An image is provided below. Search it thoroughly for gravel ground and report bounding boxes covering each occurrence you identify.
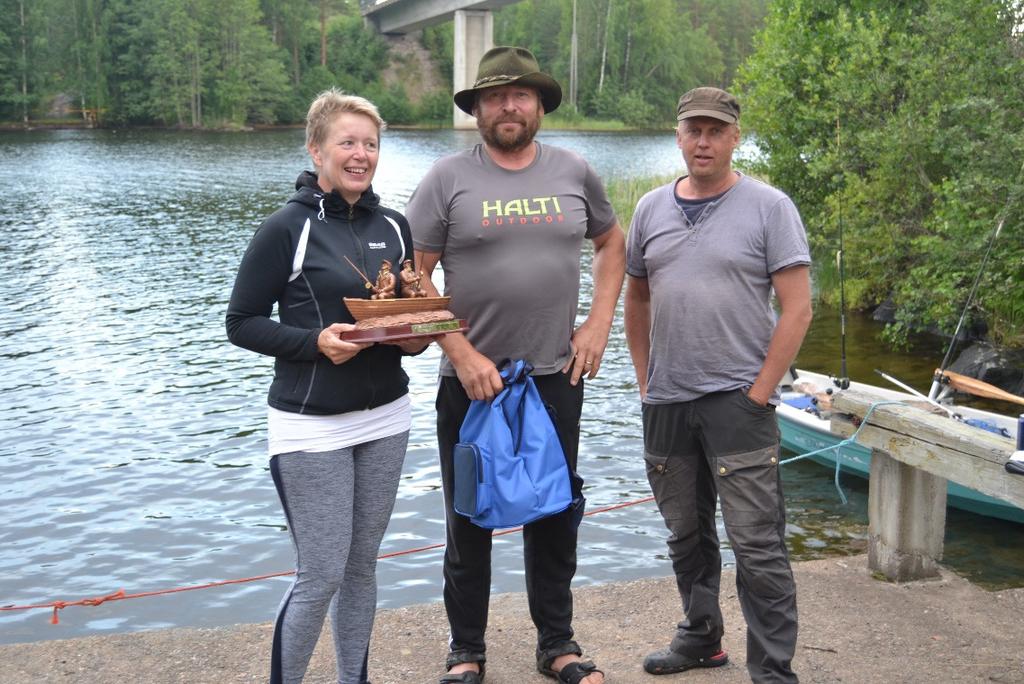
[3,555,1023,684]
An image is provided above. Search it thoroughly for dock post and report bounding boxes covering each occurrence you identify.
[867,448,947,581]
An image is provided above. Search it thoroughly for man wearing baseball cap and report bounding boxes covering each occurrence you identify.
[407,46,625,684]
[624,86,812,683]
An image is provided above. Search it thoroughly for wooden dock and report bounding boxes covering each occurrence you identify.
[831,391,1024,581]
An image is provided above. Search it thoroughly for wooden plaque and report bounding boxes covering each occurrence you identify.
[340,318,468,343]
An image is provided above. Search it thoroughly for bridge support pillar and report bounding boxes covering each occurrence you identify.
[453,9,493,129]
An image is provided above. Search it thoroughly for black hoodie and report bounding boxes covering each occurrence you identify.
[226,171,414,415]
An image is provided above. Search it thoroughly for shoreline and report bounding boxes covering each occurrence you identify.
[4,555,1022,683]
[0,121,658,134]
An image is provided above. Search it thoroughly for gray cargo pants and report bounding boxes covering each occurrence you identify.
[643,389,798,684]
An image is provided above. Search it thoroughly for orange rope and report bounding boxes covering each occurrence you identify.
[3,572,298,624]
[1,495,656,624]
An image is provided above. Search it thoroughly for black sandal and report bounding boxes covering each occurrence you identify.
[538,658,603,684]
[439,663,485,683]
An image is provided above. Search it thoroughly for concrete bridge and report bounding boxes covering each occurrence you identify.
[360,0,523,128]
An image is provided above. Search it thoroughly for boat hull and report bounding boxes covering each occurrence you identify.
[343,296,451,320]
[778,370,1024,524]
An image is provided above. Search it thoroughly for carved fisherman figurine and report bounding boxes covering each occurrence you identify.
[399,259,428,298]
[371,259,396,299]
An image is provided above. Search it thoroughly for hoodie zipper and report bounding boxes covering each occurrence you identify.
[343,202,378,410]
[294,180,390,412]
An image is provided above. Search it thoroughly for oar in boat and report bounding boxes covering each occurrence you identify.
[936,369,1024,407]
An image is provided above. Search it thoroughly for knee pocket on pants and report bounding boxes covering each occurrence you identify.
[715,445,782,528]
[732,535,796,599]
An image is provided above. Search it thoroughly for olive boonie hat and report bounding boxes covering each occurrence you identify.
[454,46,562,115]
[676,87,740,124]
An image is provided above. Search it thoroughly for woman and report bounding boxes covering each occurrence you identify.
[226,89,433,684]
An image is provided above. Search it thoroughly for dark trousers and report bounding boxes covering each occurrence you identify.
[643,390,798,684]
[436,372,586,667]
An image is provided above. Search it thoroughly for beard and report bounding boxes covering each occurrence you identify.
[478,112,540,153]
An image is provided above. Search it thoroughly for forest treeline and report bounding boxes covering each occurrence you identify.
[0,0,765,128]
[2,0,1022,346]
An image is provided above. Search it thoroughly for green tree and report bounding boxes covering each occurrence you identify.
[325,14,388,89]
[67,0,109,124]
[261,0,317,87]
[203,0,289,125]
[687,0,767,85]
[0,0,46,123]
[494,0,761,126]
[0,0,21,121]
[103,0,147,124]
[317,0,352,67]
[415,89,452,125]
[128,0,205,126]
[366,81,414,125]
[738,0,1024,346]
[421,22,453,82]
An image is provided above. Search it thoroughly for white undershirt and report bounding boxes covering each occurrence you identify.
[267,394,411,457]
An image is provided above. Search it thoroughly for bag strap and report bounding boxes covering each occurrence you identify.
[497,359,533,451]
[498,359,532,385]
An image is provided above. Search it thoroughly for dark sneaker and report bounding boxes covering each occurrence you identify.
[643,647,728,675]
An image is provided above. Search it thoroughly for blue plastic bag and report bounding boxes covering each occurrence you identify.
[453,360,573,529]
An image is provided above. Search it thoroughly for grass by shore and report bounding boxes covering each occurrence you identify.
[606,175,676,228]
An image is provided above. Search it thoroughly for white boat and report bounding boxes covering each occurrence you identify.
[778,368,1023,524]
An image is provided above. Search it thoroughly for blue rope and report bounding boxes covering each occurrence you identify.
[779,400,907,505]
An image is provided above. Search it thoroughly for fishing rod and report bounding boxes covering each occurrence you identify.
[833,116,850,390]
[928,159,1024,401]
[343,255,375,291]
[875,369,955,418]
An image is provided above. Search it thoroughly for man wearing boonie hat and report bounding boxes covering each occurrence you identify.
[624,86,812,684]
[407,46,625,684]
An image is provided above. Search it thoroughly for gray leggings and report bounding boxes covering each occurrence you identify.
[269,431,408,684]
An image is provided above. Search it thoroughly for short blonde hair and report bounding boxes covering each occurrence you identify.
[305,88,386,149]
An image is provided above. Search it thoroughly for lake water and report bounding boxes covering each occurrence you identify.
[1,128,1020,645]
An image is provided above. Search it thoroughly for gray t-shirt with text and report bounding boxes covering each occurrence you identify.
[626,173,810,404]
[408,142,618,376]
